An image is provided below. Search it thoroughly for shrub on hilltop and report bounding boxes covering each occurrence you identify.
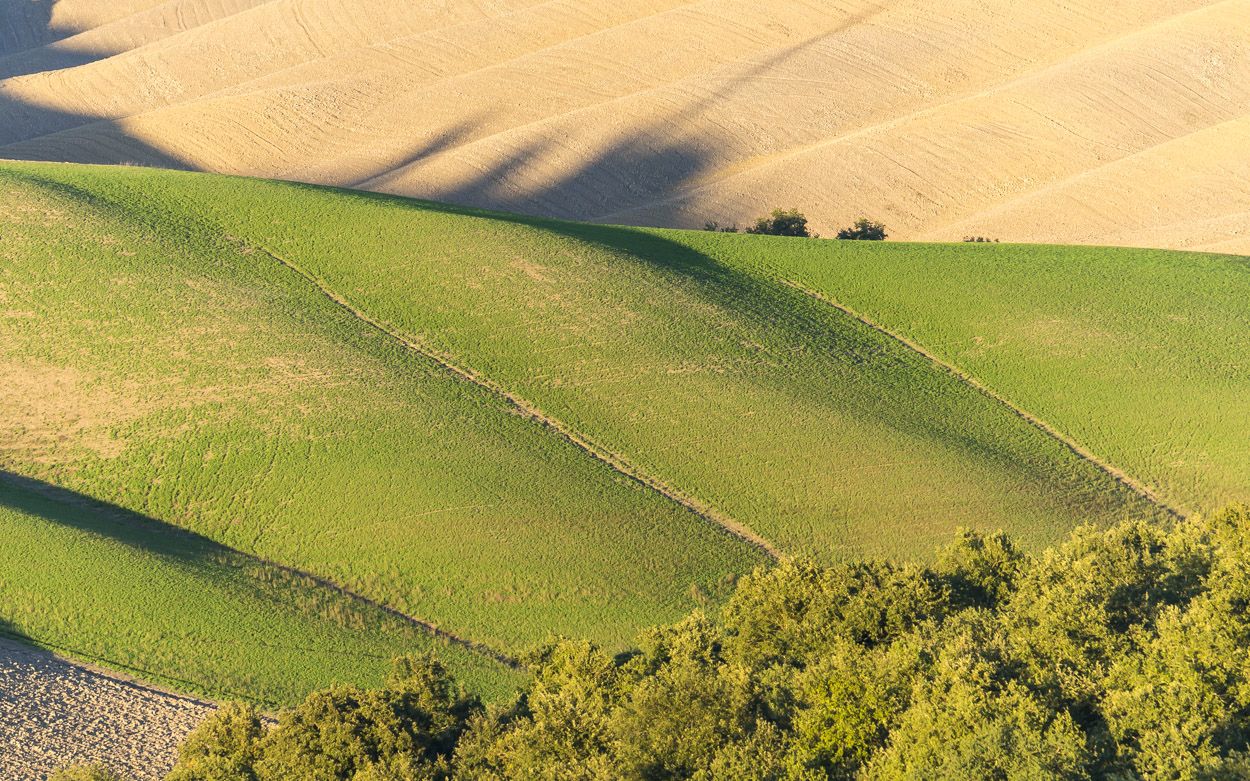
[745,208,813,237]
[835,218,888,240]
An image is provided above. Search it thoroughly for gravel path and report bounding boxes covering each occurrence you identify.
[0,637,214,781]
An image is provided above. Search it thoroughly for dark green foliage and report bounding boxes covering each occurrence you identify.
[835,219,887,240]
[168,657,478,781]
[171,506,1250,779]
[745,208,812,237]
[936,529,1025,610]
[167,702,265,781]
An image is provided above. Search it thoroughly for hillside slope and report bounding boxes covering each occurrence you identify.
[0,476,519,706]
[5,162,1228,696]
[0,162,767,662]
[0,0,1246,252]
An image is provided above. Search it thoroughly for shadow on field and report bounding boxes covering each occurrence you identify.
[0,471,257,579]
[0,615,35,646]
[0,0,106,80]
[360,2,892,226]
[0,1,187,166]
[0,470,515,666]
[0,1,897,221]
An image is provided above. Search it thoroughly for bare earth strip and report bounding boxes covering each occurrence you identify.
[783,280,1188,521]
[243,239,782,560]
[0,636,213,781]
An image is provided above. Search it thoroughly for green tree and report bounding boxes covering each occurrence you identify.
[868,613,1088,779]
[166,701,265,781]
[745,208,812,237]
[787,637,923,778]
[937,529,1026,611]
[835,219,887,240]
[721,560,947,670]
[611,614,776,779]
[467,639,624,778]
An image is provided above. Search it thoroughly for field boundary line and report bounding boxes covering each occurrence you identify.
[246,241,781,560]
[0,471,520,671]
[782,279,1186,520]
[0,632,223,709]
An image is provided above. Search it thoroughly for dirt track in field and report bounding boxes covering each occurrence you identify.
[0,0,1246,253]
[0,637,212,781]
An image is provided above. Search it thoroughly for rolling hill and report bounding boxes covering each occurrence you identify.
[0,0,1247,252]
[4,160,1246,704]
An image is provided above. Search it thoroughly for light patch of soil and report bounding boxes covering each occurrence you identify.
[0,637,213,781]
[0,361,147,461]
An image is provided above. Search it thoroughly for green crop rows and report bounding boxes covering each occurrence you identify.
[2,160,1242,704]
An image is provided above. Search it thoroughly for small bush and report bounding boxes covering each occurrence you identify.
[835,219,887,241]
[962,236,999,243]
[702,220,739,233]
[745,208,812,237]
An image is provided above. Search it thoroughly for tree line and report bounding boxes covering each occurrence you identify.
[59,504,1250,780]
[705,209,887,241]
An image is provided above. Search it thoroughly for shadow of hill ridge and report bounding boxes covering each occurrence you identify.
[0,470,283,579]
[0,1,189,163]
[0,0,73,59]
[0,468,519,668]
[374,2,892,227]
[1,2,900,226]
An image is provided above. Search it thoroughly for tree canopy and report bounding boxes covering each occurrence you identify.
[836,219,888,240]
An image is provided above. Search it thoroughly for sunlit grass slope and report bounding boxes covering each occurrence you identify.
[4,162,1171,560]
[8,162,1231,697]
[0,162,766,662]
[725,239,1250,518]
[0,478,520,707]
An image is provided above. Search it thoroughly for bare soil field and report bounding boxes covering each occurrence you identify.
[0,637,211,781]
[0,0,1245,252]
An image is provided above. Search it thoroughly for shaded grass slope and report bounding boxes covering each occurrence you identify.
[0,476,519,708]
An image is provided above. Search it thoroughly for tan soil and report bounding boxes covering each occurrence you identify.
[0,0,1245,254]
[0,637,213,781]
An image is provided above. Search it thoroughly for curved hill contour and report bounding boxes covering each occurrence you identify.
[0,0,1246,252]
[2,161,1247,706]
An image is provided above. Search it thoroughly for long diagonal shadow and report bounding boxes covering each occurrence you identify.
[0,469,516,669]
[0,0,188,164]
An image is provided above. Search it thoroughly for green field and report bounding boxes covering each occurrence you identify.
[720,238,1250,518]
[2,161,1244,704]
[0,477,519,706]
